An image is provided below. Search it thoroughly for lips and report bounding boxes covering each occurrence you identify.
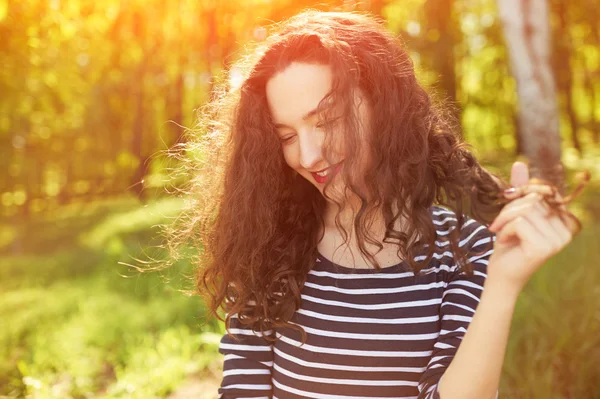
[310,162,343,184]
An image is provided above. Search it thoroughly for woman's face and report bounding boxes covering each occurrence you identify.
[266,62,370,196]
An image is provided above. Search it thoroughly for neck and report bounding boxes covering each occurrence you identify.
[319,198,415,269]
[322,197,402,243]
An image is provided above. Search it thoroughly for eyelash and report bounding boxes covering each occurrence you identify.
[281,135,296,144]
[279,120,332,144]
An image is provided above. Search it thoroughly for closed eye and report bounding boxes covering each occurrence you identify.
[280,134,296,144]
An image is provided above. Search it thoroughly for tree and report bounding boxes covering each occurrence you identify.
[497,0,564,189]
[551,0,582,154]
[424,0,459,110]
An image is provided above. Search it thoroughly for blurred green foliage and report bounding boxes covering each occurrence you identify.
[1,197,223,398]
[1,0,599,398]
[1,0,599,218]
[1,184,599,398]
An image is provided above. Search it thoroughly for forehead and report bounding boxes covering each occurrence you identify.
[265,62,332,125]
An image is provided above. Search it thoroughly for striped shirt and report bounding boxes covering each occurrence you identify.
[218,206,495,399]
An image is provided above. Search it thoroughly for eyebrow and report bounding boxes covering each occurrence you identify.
[273,105,325,130]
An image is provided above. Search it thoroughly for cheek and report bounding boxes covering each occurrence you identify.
[281,146,299,169]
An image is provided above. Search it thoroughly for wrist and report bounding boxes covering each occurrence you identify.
[484,265,523,303]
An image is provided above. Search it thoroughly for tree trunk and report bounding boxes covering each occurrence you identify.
[169,0,186,146]
[584,1,600,143]
[425,0,459,111]
[204,6,218,100]
[169,72,185,145]
[130,10,149,200]
[497,0,564,190]
[130,64,148,200]
[552,0,582,153]
[582,66,599,144]
[513,112,523,156]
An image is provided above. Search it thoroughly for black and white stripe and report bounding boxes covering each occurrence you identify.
[219,206,495,399]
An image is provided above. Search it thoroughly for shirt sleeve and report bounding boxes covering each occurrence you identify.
[417,217,497,399]
[218,314,274,399]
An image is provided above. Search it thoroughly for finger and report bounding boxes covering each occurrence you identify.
[495,216,556,262]
[510,161,529,188]
[504,183,555,200]
[559,211,582,236]
[492,200,558,250]
[547,213,573,246]
[522,208,567,251]
[490,193,551,232]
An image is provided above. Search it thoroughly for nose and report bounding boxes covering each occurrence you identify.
[298,129,324,170]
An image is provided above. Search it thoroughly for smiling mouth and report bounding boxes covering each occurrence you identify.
[310,162,344,183]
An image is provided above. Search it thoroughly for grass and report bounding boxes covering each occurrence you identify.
[489,154,600,398]
[0,197,223,399]
[1,162,599,398]
[501,223,600,398]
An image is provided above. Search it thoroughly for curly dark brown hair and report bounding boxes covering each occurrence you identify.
[168,10,513,340]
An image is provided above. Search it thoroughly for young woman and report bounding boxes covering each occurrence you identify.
[178,10,582,399]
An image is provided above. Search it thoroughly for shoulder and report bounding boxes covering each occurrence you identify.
[429,205,495,258]
[431,205,492,238]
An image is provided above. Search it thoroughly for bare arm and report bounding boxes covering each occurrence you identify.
[437,267,520,399]
[439,161,577,399]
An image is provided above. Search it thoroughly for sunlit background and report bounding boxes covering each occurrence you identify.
[1,1,599,398]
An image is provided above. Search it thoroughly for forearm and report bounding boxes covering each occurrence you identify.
[437,266,522,399]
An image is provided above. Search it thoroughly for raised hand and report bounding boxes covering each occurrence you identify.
[486,162,578,291]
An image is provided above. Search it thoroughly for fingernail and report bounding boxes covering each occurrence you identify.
[504,188,517,195]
